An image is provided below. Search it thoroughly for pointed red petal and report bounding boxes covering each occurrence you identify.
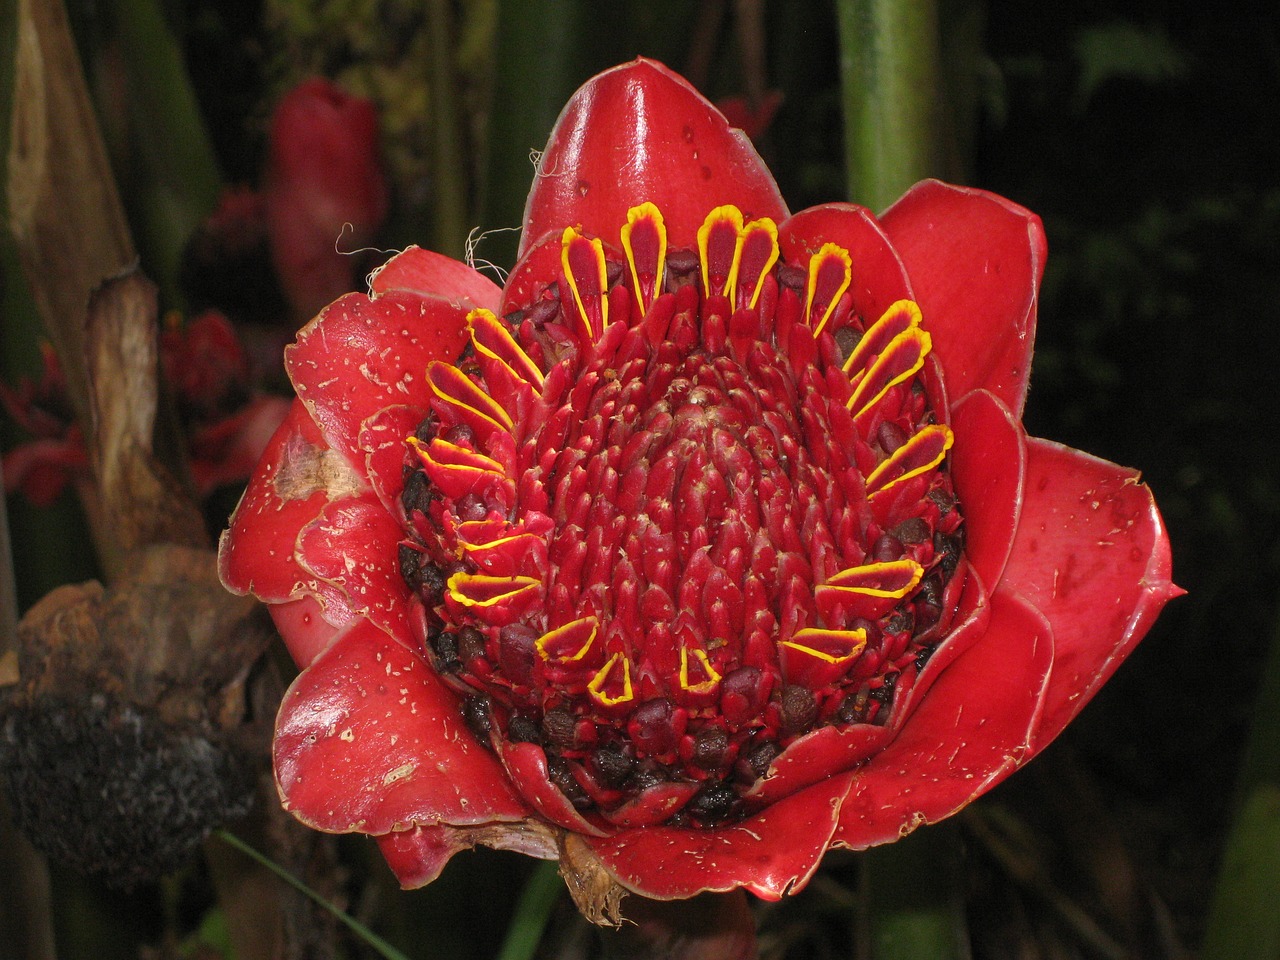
[218,398,368,606]
[584,771,855,900]
[835,590,1053,849]
[880,180,1046,416]
[369,246,503,310]
[948,389,1026,589]
[777,203,913,325]
[274,619,530,834]
[520,59,787,257]
[285,291,470,470]
[1001,438,1180,753]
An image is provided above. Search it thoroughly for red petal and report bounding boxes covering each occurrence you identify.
[285,291,470,469]
[880,180,1046,416]
[777,203,913,324]
[218,399,367,606]
[948,389,1026,589]
[1001,438,1180,753]
[274,619,530,834]
[584,771,855,900]
[358,403,421,517]
[269,594,350,668]
[520,59,787,257]
[834,590,1053,849]
[376,823,558,889]
[369,246,503,310]
[296,493,413,644]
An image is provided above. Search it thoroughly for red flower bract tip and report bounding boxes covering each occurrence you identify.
[218,58,1180,909]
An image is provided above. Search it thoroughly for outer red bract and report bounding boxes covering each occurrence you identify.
[219,59,1179,904]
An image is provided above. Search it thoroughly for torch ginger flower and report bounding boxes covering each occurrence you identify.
[218,59,1178,909]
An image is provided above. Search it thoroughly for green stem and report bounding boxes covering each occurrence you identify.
[424,0,469,259]
[495,860,563,960]
[835,0,943,211]
[215,831,411,960]
[859,823,968,960]
[112,0,222,307]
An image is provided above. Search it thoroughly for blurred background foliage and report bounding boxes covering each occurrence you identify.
[2,0,1278,957]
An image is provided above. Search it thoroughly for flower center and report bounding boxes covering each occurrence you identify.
[398,203,965,828]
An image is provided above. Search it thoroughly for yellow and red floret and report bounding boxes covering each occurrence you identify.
[397,203,965,828]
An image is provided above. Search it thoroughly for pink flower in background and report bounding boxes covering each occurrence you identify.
[219,59,1178,907]
[265,77,389,322]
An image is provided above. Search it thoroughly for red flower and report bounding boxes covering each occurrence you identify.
[265,78,389,322]
[219,60,1179,905]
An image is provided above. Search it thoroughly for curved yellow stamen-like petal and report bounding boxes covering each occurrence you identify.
[536,616,599,663]
[621,203,668,315]
[697,205,746,303]
[804,243,853,339]
[467,308,544,390]
[561,227,609,342]
[679,647,723,694]
[588,653,634,707]
[819,559,925,600]
[846,326,931,419]
[866,424,954,495]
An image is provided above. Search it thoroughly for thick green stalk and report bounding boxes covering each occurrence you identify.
[836,0,943,211]
[112,0,222,306]
[1202,596,1280,959]
[424,0,469,259]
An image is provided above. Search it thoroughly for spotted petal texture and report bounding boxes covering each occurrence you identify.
[219,58,1179,906]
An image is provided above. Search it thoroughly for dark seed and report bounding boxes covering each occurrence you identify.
[691,725,729,771]
[542,709,579,751]
[456,627,487,664]
[834,326,862,365]
[462,696,493,742]
[508,714,542,744]
[928,488,958,513]
[776,263,806,290]
[400,470,435,517]
[915,644,937,671]
[429,630,461,672]
[686,782,741,826]
[590,746,635,789]
[892,517,931,544]
[740,740,781,780]
[548,759,591,810]
[631,759,667,792]
[886,609,915,635]
[780,684,819,735]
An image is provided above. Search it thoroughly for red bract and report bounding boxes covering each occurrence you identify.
[219,59,1179,907]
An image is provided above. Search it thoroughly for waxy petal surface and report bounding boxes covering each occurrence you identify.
[219,399,368,605]
[835,590,1053,849]
[521,59,787,257]
[586,770,855,900]
[296,493,414,645]
[377,823,558,889]
[370,245,503,309]
[285,291,470,469]
[880,180,1046,416]
[778,203,913,324]
[1001,439,1180,752]
[948,389,1026,589]
[275,619,530,834]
